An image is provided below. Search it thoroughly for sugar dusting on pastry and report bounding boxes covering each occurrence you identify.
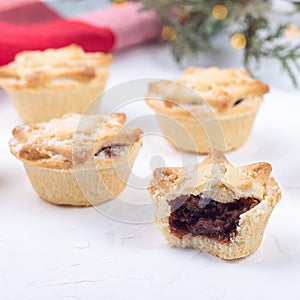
[148,150,281,260]
[9,113,143,169]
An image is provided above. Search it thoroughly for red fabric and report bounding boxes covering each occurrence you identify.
[0,0,37,12]
[0,20,115,65]
[0,1,61,24]
[0,1,115,65]
[0,0,161,66]
[74,3,162,50]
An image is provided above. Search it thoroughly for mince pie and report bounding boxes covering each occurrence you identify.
[146,67,269,153]
[9,113,143,206]
[148,150,281,260]
[0,44,112,123]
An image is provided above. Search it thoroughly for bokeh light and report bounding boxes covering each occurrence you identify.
[231,33,247,50]
[212,4,228,20]
[176,8,191,23]
[285,24,300,39]
[113,0,128,10]
[161,26,177,41]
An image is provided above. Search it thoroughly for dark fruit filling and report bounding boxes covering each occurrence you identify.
[94,145,126,158]
[233,98,244,106]
[168,194,259,242]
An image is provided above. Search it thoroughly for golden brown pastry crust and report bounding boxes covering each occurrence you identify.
[0,44,113,88]
[22,139,142,206]
[9,113,143,170]
[147,67,269,112]
[149,150,273,203]
[148,150,281,260]
[146,67,268,154]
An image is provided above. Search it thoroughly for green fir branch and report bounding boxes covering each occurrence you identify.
[129,0,300,87]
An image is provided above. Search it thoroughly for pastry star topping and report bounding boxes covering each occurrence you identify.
[10,113,143,169]
[145,67,269,154]
[148,150,281,260]
[147,67,269,111]
[150,150,272,203]
[0,44,113,88]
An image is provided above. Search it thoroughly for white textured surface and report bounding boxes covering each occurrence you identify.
[0,43,300,300]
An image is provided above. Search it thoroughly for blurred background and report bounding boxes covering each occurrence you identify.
[0,0,300,88]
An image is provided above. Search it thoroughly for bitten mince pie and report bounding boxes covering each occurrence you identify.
[0,44,112,123]
[146,67,269,153]
[148,150,281,260]
[9,113,143,206]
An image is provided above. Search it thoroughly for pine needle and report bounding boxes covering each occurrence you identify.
[130,0,300,87]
